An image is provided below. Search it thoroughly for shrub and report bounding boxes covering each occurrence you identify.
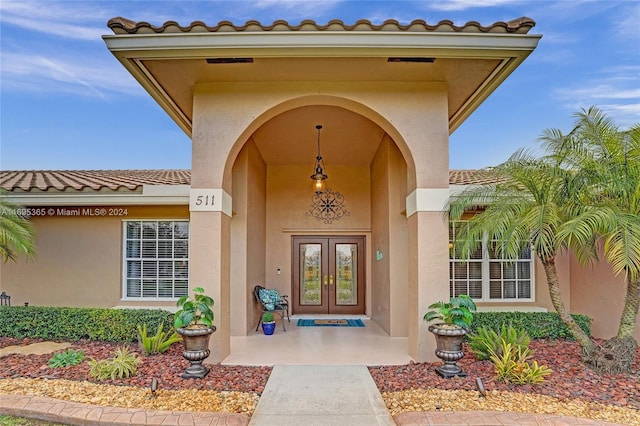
[137,321,181,356]
[174,287,215,329]
[0,306,174,342]
[469,324,530,360]
[88,346,141,381]
[262,312,275,323]
[423,294,476,328]
[470,311,591,340]
[489,341,552,385]
[48,349,85,368]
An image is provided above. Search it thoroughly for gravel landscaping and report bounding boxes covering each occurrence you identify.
[1,337,639,424]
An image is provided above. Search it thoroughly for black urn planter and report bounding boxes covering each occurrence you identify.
[176,326,216,379]
[428,323,468,378]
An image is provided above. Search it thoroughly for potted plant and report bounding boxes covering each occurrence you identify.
[261,312,276,335]
[423,294,476,378]
[174,287,215,379]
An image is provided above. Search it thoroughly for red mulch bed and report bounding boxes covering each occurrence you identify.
[1,337,639,410]
[0,337,271,394]
[369,339,640,410]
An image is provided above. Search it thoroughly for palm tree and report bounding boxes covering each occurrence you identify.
[544,107,639,373]
[448,150,597,356]
[0,193,37,262]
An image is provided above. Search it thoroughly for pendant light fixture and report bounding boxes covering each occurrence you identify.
[310,124,328,193]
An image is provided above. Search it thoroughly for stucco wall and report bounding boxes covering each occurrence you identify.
[0,205,188,308]
[569,252,640,341]
[265,164,371,311]
[370,137,409,336]
[230,139,267,335]
[386,137,409,336]
[371,139,392,331]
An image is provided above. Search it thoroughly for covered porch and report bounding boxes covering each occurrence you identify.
[104,16,541,364]
[224,316,411,366]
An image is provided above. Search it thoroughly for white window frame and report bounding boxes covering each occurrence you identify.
[121,219,189,301]
[449,221,535,302]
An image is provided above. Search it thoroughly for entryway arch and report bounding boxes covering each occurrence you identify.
[191,85,448,363]
[221,95,416,342]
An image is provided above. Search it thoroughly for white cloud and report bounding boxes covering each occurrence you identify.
[1,51,140,98]
[553,56,640,128]
[0,1,109,41]
[559,85,640,101]
[426,0,521,12]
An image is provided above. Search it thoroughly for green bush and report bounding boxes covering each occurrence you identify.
[469,324,530,360]
[48,349,85,368]
[470,311,591,340]
[0,306,174,342]
[137,321,181,356]
[88,346,141,381]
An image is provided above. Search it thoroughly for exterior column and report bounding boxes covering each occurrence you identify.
[189,189,232,362]
[407,189,450,362]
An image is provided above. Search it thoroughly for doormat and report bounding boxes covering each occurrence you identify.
[296,319,365,327]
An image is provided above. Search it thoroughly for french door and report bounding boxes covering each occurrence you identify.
[292,236,365,315]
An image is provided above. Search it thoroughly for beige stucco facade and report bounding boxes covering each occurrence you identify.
[186,81,457,361]
[21,17,640,366]
[0,206,189,308]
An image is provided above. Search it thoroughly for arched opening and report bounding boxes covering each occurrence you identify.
[225,99,414,349]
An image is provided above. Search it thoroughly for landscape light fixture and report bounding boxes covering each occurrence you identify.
[310,124,328,193]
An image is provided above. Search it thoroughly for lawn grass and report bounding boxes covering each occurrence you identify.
[0,415,62,426]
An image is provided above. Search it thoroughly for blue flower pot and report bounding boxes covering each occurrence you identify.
[262,321,276,335]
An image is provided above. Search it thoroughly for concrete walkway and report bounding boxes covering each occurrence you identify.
[249,365,394,426]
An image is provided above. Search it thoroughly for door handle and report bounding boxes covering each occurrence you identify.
[329,275,334,286]
[324,275,328,287]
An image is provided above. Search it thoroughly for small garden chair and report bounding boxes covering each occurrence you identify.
[253,285,290,332]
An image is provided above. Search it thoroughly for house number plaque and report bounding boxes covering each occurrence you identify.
[189,188,232,216]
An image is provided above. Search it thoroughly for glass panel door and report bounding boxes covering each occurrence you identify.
[335,244,357,305]
[292,236,365,315]
[300,243,322,306]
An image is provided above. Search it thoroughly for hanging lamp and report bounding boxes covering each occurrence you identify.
[310,124,328,193]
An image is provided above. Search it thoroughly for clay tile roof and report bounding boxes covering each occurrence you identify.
[0,170,190,192]
[449,169,506,185]
[107,17,536,35]
[1,169,500,193]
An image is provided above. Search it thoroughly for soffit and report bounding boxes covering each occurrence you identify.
[142,57,501,123]
[252,105,384,165]
[104,17,540,137]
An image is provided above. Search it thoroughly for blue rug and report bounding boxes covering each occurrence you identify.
[297,319,365,327]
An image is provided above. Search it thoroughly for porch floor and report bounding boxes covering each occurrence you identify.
[223,316,413,366]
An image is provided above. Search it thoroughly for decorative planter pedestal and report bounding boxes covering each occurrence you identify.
[176,326,216,379]
[428,323,468,378]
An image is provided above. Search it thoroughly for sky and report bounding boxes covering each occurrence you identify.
[1,0,639,172]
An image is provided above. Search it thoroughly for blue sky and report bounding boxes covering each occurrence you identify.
[1,0,638,171]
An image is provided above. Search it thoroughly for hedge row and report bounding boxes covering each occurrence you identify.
[0,306,174,343]
[0,307,592,343]
[470,311,592,339]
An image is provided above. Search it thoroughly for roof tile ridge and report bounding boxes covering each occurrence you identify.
[107,16,536,35]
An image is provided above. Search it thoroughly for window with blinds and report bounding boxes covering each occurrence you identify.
[123,220,189,299]
[449,221,534,301]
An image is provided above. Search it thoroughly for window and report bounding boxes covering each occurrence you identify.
[449,221,533,301]
[123,220,189,299]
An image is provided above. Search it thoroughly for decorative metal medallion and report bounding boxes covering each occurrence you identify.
[306,188,351,224]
